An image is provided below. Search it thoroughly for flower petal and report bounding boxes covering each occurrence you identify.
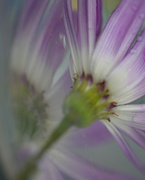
[13,0,67,75]
[11,0,68,92]
[51,144,138,180]
[44,69,72,135]
[103,121,145,171]
[111,117,145,149]
[64,0,102,75]
[64,1,82,74]
[107,28,145,104]
[114,104,145,127]
[70,121,112,147]
[18,0,49,31]
[91,0,145,81]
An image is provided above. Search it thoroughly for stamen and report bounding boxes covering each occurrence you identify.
[65,73,117,127]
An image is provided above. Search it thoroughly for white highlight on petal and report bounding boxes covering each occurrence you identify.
[10,30,53,93]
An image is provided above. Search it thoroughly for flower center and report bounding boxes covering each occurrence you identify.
[10,72,48,139]
[64,73,117,127]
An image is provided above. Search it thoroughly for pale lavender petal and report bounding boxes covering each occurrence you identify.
[114,104,145,128]
[15,0,67,75]
[64,1,82,74]
[103,121,145,171]
[77,0,102,73]
[91,0,145,81]
[111,117,145,149]
[107,29,145,104]
[36,160,64,180]
[67,0,102,54]
[18,141,138,180]
[51,145,138,180]
[64,0,102,75]
[70,121,112,147]
[18,0,49,31]
[44,70,72,135]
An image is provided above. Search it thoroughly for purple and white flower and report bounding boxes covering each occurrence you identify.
[10,0,72,139]
[8,0,132,179]
[64,0,145,171]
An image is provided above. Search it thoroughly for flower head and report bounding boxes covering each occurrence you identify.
[64,0,145,171]
[7,0,125,179]
[10,0,71,140]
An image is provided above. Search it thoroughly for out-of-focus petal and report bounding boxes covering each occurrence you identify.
[70,121,111,147]
[103,121,145,171]
[51,145,138,180]
[111,117,145,149]
[19,141,139,180]
[13,0,67,76]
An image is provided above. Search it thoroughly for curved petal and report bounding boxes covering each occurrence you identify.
[34,160,64,180]
[51,144,138,180]
[64,0,102,75]
[114,104,145,126]
[110,117,145,149]
[106,28,145,104]
[18,0,49,32]
[44,69,72,136]
[70,121,112,147]
[13,0,67,76]
[103,121,145,171]
[20,141,138,180]
[91,0,145,82]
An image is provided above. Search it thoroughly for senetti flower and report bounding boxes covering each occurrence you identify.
[8,1,127,180]
[64,0,145,170]
[10,0,71,140]
[6,1,137,179]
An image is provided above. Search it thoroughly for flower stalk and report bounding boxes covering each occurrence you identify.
[16,113,74,180]
[16,71,118,179]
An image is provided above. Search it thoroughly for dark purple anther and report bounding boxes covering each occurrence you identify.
[86,74,93,84]
[107,102,117,111]
[80,72,85,81]
[97,80,106,92]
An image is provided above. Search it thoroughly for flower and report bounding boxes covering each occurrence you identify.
[64,0,145,171]
[10,0,71,140]
[7,0,124,179]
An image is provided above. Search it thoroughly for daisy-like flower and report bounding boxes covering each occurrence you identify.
[1,0,137,179]
[10,0,71,140]
[7,0,128,179]
[64,0,145,171]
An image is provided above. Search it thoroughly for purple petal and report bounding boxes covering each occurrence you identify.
[91,0,145,81]
[64,1,82,74]
[106,28,145,104]
[14,0,67,75]
[111,117,145,149]
[18,140,138,180]
[114,104,145,129]
[51,145,138,180]
[44,69,72,134]
[104,121,145,172]
[18,0,49,31]
[64,0,102,75]
[70,121,112,147]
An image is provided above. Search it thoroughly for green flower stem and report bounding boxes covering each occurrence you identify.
[16,82,109,180]
[16,113,73,180]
